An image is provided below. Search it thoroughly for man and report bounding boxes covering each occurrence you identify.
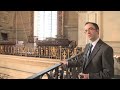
[61,22,114,79]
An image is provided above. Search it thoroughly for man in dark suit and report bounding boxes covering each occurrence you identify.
[61,22,114,79]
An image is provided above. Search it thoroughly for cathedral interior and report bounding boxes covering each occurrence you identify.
[0,11,120,79]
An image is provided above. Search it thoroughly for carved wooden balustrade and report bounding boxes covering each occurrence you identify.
[112,56,120,79]
[26,52,83,79]
[0,45,82,60]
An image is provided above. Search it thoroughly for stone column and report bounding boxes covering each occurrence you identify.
[78,11,87,50]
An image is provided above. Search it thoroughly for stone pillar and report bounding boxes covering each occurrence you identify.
[78,11,87,50]
[57,11,64,38]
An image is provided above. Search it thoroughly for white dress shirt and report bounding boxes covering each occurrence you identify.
[89,38,100,52]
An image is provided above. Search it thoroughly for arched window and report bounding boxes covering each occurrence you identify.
[34,11,57,40]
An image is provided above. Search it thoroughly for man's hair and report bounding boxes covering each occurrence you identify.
[85,22,99,31]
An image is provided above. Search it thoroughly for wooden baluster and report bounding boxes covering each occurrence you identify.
[74,47,77,55]
[59,46,62,60]
[48,46,50,58]
[67,48,70,59]
[41,47,43,57]
[38,46,40,58]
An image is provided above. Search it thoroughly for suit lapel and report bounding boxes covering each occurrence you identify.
[84,39,103,69]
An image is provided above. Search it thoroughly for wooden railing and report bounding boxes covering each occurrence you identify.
[0,45,82,79]
[112,56,120,79]
[26,52,82,79]
[0,45,82,60]
[28,54,120,79]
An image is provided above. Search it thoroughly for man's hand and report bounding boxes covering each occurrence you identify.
[78,73,89,79]
[60,60,68,70]
[60,60,68,65]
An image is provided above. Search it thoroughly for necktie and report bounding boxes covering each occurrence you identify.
[87,44,93,59]
[84,44,93,68]
[83,44,93,68]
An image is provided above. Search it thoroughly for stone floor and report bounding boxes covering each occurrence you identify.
[0,54,60,79]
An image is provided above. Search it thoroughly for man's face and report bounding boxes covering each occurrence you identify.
[84,23,99,41]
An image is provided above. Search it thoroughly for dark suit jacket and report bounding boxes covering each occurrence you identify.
[68,39,114,79]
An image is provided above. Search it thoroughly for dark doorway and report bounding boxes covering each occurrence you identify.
[1,33,8,40]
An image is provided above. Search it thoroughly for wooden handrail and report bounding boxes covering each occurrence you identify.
[26,52,82,79]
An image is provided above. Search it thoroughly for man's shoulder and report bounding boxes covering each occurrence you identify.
[100,40,113,50]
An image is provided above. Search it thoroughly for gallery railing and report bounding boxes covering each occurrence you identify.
[0,45,82,60]
[27,52,82,79]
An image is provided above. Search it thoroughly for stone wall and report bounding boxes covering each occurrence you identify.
[0,11,33,43]
[64,11,78,45]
